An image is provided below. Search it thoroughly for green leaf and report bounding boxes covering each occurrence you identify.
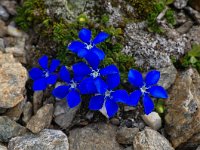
[188,44,200,57]
[190,56,198,64]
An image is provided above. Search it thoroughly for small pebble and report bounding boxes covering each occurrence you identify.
[110,118,120,126]
[0,5,9,20]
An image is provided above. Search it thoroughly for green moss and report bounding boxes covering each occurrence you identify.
[15,0,47,31]
[173,44,200,73]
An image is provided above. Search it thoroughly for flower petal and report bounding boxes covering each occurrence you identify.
[79,28,92,43]
[72,62,91,77]
[52,85,69,99]
[143,94,154,115]
[38,55,48,69]
[68,41,85,53]
[85,52,100,69]
[100,64,119,76]
[33,78,47,91]
[60,66,71,83]
[67,89,81,108]
[127,90,142,106]
[106,74,120,89]
[49,59,60,73]
[91,47,105,60]
[145,70,160,86]
[148,86,168,99]
[105,98,118,118]
[29,68,43,80]
[112,89,129,103]
[79,77,97,94]
[128,69,144,87]
[94,77,108,94]
[93,32,109,45]
[77,48,88,58]
[46,74,57,84]
[89,95,104,110]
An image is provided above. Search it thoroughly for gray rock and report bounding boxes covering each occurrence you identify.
[7,25,23,38]
[0,116,26,142]
[69,123,122,150]
[44,0,95,22]
[185,7,200,25]
[22,102,33,123]
[133,128,174,150]
[26,104,54,133]
[8,129,69,150]
[197,146,200,150]
[158,64,177,89]
[174,0,189,9]
[116,127,139,145]
[124,147,132,150]
[142,112,162,130]
[0,38,4,52]
[4,99,26,121]
[0,143,7,150]
[186,25,200,47]
[33,91,43,114]
[176,21,194,34]
[54,100,79,129]
[0,20,7,37]
[122,22,187,69]
[165,68,200,148]
[0,5,9,20]
[0,1,17,15]
[0,52,28,108]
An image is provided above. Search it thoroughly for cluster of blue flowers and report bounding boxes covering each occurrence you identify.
[29,28,168,118]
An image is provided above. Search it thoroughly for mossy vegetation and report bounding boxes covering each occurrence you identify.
[174,44,200,73]
[16,0,140,83]
[126,0,176,33]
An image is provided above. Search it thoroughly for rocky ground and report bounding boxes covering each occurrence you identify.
[0,0,200,150]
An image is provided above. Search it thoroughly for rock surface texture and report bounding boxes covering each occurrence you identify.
[133,128,174,150]
[0,116,26,142]
[0,52,28,108]
[26,104,54,133]
[8,129,69,150]
[165,68,200,148]
[69,123,122,150]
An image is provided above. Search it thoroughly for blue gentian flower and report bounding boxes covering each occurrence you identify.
[72,56,119,95]
[52,66,82,108]
[29,55,60,91]
[68,28,109,60]
[89,74,129,118]
[127,69,168,115]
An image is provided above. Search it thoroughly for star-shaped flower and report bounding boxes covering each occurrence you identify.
[127,69,168,115]
[72,55,119,95]
[29,55,60,91]
[52,66,83,108]
[89,74,129,118]
[68,28,109,60]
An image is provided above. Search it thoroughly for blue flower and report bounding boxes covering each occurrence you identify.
[89,74,129,118]
[29,55,60,91]
[127,69,168,115]
[68,28,109,60]
[52,66,82,108]
[72,57,119,95]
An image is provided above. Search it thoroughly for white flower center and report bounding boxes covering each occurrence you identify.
[69,80,77,89]
[105,90,113,98]
[90,69,100,78]
[140,85,149,94]
[85,42,94,50]
[43,70,50,78]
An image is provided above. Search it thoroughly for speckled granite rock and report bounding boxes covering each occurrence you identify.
[0,116,26,142]
[53,100,80,129]
[0,52,28,108]
[133,128,174,150]
[165,68,200,148]
[69,123,122,150]
[26,104,54,133]
[8,129,69,150]
[174,0,189,9]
